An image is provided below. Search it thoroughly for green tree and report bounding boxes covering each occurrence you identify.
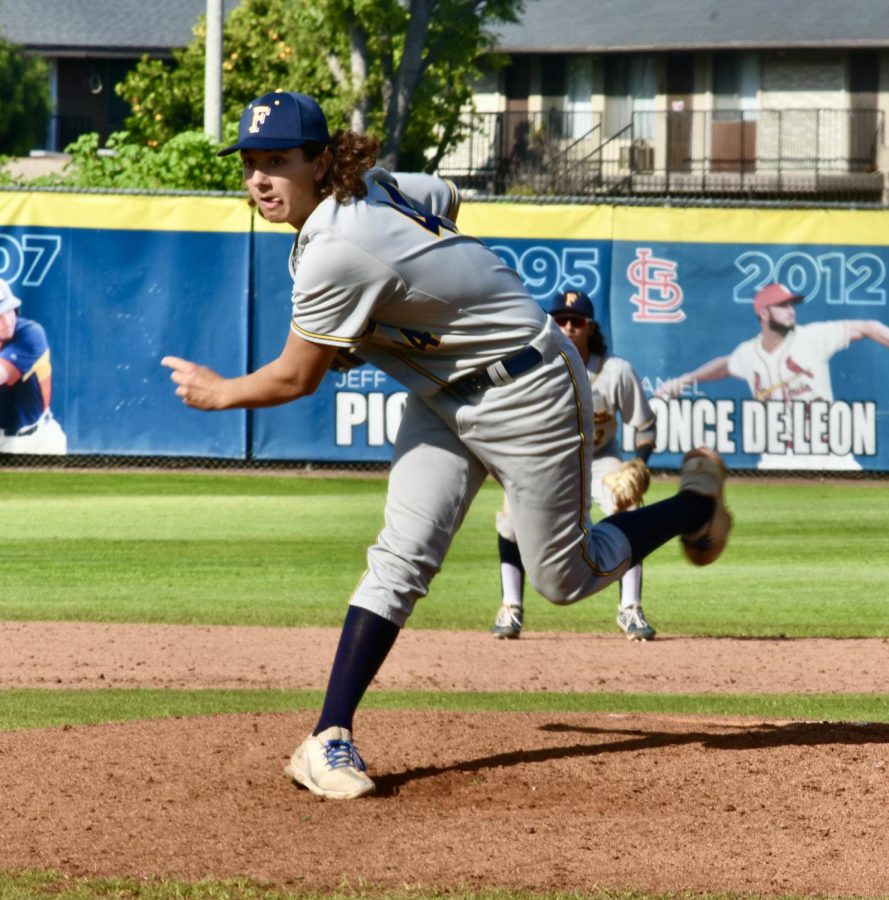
[38,127,244,192]
[0,34,51,155]
[118,0,523,170]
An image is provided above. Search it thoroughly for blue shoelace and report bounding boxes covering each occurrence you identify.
[323,738,367,772]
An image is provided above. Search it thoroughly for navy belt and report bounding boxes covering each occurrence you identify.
[449,346,543,398]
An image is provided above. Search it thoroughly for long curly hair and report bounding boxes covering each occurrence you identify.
[588,320,608,357]
[302,131,379,202]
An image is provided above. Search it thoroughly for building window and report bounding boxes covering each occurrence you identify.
[605,55,656,139]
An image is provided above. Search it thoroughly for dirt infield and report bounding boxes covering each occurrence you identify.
[2,622,889,896]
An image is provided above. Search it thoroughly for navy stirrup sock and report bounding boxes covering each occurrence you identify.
[604,492,714,566]
[498,534,524,569]
[314,606,400,735]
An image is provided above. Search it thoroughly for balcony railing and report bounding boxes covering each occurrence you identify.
[435,107,886,201]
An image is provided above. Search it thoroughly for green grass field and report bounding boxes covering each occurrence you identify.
[2,469,887,636]
[2,468,888,899]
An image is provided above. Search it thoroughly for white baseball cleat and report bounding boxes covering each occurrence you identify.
[491,603,523,639]
[616,604,656,641]
[678,447,732,567]
[284,726,376,799]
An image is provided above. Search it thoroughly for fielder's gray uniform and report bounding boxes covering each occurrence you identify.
[289,169,632,626]
[587,354,656,510]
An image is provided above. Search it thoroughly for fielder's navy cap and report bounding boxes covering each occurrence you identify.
[549,291,594,320]
[217,90,331,157]
[0,278,22,315]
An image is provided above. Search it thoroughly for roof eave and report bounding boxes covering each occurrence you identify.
[495,40,889,53]
[19,45,175,59]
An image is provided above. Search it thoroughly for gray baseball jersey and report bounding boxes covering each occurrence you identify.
[287,169,634,626]
[587,353,656,456]
[289,168,546,397]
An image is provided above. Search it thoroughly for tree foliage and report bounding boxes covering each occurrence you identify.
[0,34,51,156]
[118,0,523,170]
[25,124,244,192]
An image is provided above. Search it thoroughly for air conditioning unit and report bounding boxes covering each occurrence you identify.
[620,141,654,172]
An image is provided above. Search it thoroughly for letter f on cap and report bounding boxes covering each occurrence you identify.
[249,106,272,134]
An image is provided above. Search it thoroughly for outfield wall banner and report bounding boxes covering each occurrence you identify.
[2,192,887,469]
[607,206,889,472]
[0,193,252,457]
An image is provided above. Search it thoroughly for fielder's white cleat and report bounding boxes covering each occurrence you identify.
[491,603,523,639]
[678,447,732,567]
[616,604,656,641]
[284,726,376,800]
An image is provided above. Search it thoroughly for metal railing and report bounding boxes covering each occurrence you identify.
[436,107,886,201]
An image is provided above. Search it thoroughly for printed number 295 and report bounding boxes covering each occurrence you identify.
[490,244,600,300]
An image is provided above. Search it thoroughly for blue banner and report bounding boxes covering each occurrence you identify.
[2,193,887,470]
[0,194,251,457]
[609,231,889,472]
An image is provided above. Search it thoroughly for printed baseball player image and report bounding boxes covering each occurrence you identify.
[492,290,658,642]
[658,282,889,470]
[0,279,67,455]
[163,90,732,800]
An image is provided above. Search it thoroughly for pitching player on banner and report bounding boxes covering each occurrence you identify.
[658,282,889,470]
[163,90,732,800]
[491,290,658,641]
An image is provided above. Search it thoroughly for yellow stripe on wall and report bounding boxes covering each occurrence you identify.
[459,202,614,240]
[612,204,889,246]
[0,191,252,233]
[4,191,889,246]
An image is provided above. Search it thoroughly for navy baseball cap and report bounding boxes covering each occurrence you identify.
[549,291,594,320]
[0,279,22,315]
[217,90,331,157]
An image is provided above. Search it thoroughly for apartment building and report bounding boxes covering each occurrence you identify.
[3,0,888,201]
[439,0,889,201]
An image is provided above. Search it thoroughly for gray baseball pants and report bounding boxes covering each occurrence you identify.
[350,319,633,627]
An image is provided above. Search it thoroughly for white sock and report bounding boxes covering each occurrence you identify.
[500,562,524,608]
[619,564,643,609]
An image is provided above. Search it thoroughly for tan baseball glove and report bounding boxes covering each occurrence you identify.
[603,458,651,512]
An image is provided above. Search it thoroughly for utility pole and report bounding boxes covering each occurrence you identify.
[204,0,224,140]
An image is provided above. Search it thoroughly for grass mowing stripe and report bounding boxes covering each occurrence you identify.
[1,689,887,731]
[3,471,889,635]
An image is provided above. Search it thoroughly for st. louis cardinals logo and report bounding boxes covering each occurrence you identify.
[627,249,685,323]
[248,105,272,134]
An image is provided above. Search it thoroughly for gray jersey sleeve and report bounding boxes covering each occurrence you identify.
[290,231,402,347]
[614,357,656,435]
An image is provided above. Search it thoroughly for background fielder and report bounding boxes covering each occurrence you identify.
[492,290,657,640]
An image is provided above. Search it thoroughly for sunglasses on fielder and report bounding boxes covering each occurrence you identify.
[553,314,588,328]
